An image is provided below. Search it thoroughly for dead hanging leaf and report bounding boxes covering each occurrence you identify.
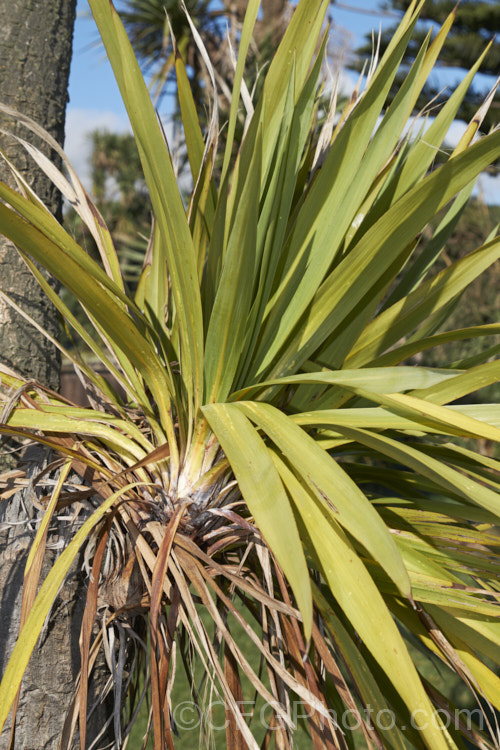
[79,515,112,750]
[149,505,188,750]
[224,644,245,750]
[98,552,148,613]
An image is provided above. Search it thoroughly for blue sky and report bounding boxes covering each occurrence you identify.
[68,1,127,117]
[66,0,499,202]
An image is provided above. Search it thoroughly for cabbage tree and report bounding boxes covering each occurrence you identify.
[0,0,499,748]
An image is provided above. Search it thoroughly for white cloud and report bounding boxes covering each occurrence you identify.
[474,172,500,205]
[64,108,132,189]
[64,107,193,199]
[442,119,468,148]
[401,115,469,149]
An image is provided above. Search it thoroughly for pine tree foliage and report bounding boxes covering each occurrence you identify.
[357,0,500,132]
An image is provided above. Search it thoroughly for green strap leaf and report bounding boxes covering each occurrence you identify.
[89,0,204,417]
[204,136,262,402]
[231,365,461,403]
[233,401,410,597]
[345,234,500,368]
[333,425,500,517]
[202,403,312,639]
[265,128,500,380]
[0,202,173,442]
[273,453,454,750]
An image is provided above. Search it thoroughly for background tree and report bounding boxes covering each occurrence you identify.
[0,2,111,748]
[66,129,150,263]
[413,199,500,399]
[63,128,151,346]
[118,0,290,119]
[119,0,222,106]
[88,129,151,284]
[354,0,500,410]
[356,0,500,131]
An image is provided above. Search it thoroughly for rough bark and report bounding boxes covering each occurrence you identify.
[0,2,113,747]
[0,0,75,391]
[0,449,114,750]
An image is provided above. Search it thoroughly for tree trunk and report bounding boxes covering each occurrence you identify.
[0,2,112,747]
[0,0,75,391]
[0,449,114,750]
